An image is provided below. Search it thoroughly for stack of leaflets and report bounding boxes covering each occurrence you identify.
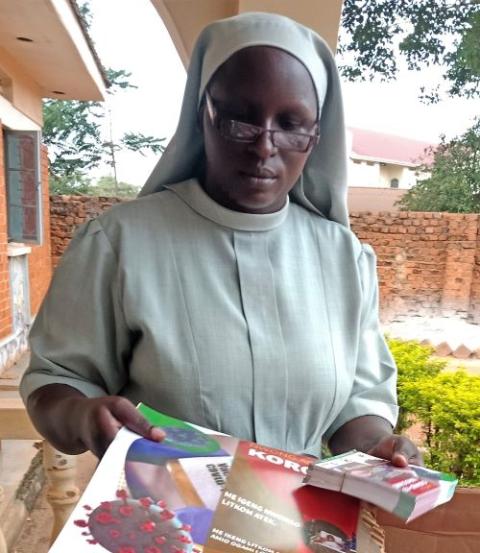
[304,450,457,522]
[49,404,377,553]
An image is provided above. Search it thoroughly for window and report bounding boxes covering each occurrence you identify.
[3,129,42,243]
[390,178,399,189]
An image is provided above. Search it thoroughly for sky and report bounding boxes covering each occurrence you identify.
[87,0,478,188]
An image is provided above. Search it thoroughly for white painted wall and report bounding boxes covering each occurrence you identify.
[348,159,422,189]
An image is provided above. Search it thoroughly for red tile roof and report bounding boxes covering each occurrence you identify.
[348,127,435,166]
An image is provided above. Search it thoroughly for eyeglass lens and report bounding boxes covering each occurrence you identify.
[221,120,313,152]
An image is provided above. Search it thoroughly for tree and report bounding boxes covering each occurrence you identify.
[43,3,165,194]
[338,1,480,213]
[47,1,479,195]
[339,0,480,102]
[49,173,92,196]
[397,118,480,212]
[44,68,166,193]
[89,175,139,198]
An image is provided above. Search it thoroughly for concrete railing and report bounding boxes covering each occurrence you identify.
[0,398,79,551]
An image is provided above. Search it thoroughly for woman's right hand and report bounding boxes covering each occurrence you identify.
[26,384,165,458]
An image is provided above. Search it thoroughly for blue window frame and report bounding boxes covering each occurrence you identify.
[3,129,42,244]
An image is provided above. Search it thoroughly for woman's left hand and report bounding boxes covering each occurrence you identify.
[329,416,423,467]
[367,434,423,467]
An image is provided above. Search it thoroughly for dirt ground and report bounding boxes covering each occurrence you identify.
[442,356,480,375]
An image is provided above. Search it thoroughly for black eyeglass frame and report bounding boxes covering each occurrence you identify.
[204,91,320,153]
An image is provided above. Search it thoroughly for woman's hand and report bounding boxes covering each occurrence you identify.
[367,434,423,467]
[70,395,165,458]
[329,415,423,466]
[26,384,164,458]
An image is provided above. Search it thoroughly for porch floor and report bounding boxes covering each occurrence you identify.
[13,450,96,553]
[384,316,480,361]
[0,353,97,551]
[0,353,39,519]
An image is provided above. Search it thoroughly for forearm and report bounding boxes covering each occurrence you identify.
[26,384,89,454]
[328,415,393,455]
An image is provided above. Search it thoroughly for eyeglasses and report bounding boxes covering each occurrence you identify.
[205,92,320,153]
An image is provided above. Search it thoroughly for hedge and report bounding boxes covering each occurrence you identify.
[388,337,480,485]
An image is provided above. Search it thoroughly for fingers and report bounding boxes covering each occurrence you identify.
[82,397,165,458]
[391,436,423,467]
[110,398,165,442]
[368,435,423,467]
[90,403,123,458]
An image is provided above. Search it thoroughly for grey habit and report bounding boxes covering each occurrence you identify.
[20,13,398,456]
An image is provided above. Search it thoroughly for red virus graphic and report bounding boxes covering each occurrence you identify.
[74,489,199,553]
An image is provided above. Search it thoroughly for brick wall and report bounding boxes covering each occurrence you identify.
[27,146,52,316]
[470,222,480,324]
[49,197,480,324]
[50,195,124,269]
[350,211,480,322]
[0,123,12,339]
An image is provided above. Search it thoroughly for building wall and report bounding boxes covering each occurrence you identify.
[349,160,418,189]
[28,146,52,316]
[350,211,480,323]
[49,197,480,325]
[348,187,407,212]
[0,46,43,125]
[50,195,124,269]
[378,165,414,189]
[0,121,13,340]
[0,131,51,372]
[349,160,381,187]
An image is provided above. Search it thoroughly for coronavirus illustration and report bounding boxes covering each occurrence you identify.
[74,489,200,553]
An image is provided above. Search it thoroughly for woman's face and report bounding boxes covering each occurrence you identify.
[202,46,318,214]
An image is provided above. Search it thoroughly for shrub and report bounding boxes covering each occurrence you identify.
[401,370,480,484]
[388,339,480,485]
[386,337,446,433]
[388,337,480,485]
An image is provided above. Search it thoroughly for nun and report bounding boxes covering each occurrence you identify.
[21,12,421,465]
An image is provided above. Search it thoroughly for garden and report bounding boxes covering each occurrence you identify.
[388,337,480,486]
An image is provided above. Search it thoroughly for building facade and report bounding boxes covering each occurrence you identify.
[346,128,435,212]
[0,0,106,371]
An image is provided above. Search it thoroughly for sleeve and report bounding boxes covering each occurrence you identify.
[20,217,131,402]
[324,243,399,441]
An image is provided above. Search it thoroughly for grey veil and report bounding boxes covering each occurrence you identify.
[140,12,349,228]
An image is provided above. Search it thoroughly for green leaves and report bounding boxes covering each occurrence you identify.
[49,174,92,195]
[43,84,165,193]
[387,337,445,433]
[412,371,480,483]
[398,118,480,213]
[89,175,140,198]
[388,337,480,485]
[339,0,480,101]
[43,99,104,179]
[445,10,480,99]
[120,133,165,155]
[42,1,165,194]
